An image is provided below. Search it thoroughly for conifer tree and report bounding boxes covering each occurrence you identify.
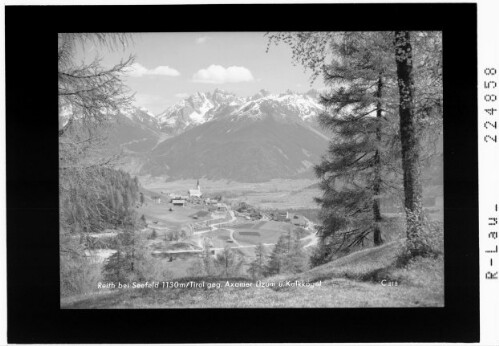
[265,234,288,276]
[282,232,308,274]
[314,32,399,256]
[214,246,244,278]
[394,31,434,256]
[102,229,147,284]
[267,31,442,264]
[201,239,216,276]
[248,243,268,279]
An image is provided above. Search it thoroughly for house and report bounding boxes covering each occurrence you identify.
[172,199,186,207]
[152,196,161,204]
[289,213,307,227]
[271,212,288,222]
[189,190,202,198]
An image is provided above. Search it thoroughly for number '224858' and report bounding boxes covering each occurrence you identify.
[484,68,497,143]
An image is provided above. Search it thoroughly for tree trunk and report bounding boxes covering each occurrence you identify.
[394,31,424,246]
[372,74,384,246]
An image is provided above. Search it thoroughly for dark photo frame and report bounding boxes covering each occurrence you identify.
[6,3,478,343]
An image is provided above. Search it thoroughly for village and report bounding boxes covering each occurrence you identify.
[84,179,318,279]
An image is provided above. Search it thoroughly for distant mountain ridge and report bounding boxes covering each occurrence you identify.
[108,89,329,182]
[155,88,323,135]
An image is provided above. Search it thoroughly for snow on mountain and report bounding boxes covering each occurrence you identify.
[155,88,323,135]
[230,89,323,122]
[115,105,159,130]
[138,89,329,182]
[156,89,245,135]
[139,106,155,118]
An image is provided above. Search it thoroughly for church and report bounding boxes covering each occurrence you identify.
[188,180,202,198]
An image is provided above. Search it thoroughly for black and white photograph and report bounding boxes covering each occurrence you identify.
[58,31,444,309]
[6,2,487,343]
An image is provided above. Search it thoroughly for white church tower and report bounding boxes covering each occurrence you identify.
[189,179,202,198]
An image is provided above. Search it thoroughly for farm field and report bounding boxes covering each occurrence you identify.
[151,254,201,279]
[232,221,303,246]
[138,202,212,228]
[203,229,232,248]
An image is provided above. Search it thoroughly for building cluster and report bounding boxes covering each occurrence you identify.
[166,180,223,208]
[234,202,263,221]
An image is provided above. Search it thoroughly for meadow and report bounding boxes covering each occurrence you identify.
[139,177,321,210]
[66,178,444,309]
[61,238,444,309]
[232,220,303,246]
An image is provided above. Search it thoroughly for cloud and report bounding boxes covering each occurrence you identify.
[195,36,211,44]
[175,93,190,98]
[126,62,180,77]
[192,65,254,84]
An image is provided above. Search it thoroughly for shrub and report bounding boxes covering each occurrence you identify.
[60,253,103,297]
[397,211,443,266]
[309,241,333,268]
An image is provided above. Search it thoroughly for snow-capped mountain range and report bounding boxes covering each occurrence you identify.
[154,88,323,135]
[106,88,329,181]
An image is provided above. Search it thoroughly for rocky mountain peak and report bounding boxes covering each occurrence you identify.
[154,89,323,135]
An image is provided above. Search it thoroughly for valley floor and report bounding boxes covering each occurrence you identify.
[65,181,444,309]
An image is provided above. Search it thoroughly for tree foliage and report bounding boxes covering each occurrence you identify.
[59,33,141,296]
[214,246,245,278]
[102,230,148,284]
[314,32,400,254]
[248,243,268,279]
[58,33,134,137]
[267,31,442,264]
[265,230,307,276]
[60,167,140,234]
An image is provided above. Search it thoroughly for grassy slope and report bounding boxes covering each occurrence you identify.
[61,239,444,309]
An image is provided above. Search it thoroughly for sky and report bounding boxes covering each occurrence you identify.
[83,32,325,114]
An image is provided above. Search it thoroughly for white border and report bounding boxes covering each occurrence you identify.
[478,0,499,345]
[1,0,498,345]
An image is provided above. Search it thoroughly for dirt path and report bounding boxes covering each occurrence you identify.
[152,203,317,254]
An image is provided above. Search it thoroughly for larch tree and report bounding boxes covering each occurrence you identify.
[282,232,308,274]
[265,230,307,275]
[59,33,139,296]
[59,33,136,236]
[200,238,216,276]
[214,245,244,278]
[393,31,433,255]
[314,32,400,257]
[267,31,442,264]
[248,243,268,279]
[265,234,288,276]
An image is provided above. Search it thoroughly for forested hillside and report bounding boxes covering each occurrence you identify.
[58,33,144,296]
[60,168,140,234]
